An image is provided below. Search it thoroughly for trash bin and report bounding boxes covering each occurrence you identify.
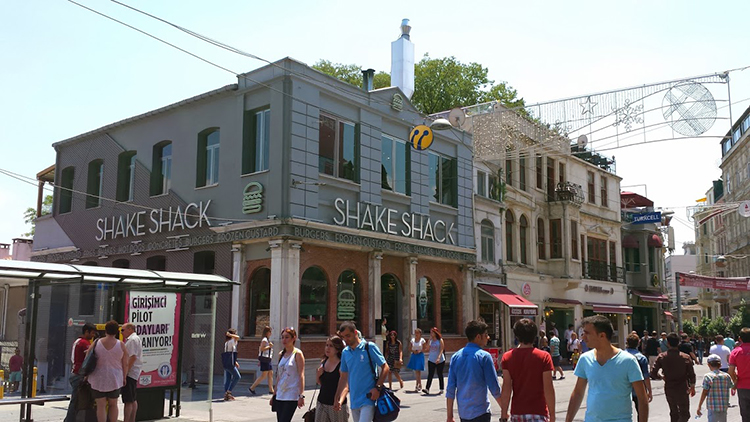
[136,387,165,421]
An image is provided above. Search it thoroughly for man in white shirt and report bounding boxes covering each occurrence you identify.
[709,335,732,372]
[122,323,143,422]
[564,324,574,361]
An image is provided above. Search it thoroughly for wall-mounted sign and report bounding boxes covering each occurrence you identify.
[124,291,181,389]
[242,182,264,214]
[522,283,531,297]
[336,288,356,320]
[739,200,750,218]
[410,125,434,151]
[418,277,428,318]
[630,212,661,225]
[333,198,456,245]
[584,285,614,294]
[95,201,212,241]
[391,93,404,111]
[510,307,538,316]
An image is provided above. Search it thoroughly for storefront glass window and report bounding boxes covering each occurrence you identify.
[416,277,434,333]
[336,270,360,326]
[300,266,328,336]
[247,268,271,337]
[440,281,457,334]
[381,274,401,331]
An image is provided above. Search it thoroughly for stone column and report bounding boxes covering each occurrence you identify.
[405,256,418,336]
[463,268,474,329]
[231,244,244,333]
[368,251,383,339]
[269,239,302,342]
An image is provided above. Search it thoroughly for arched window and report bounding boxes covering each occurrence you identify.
[416,277,434,333]
[112,259,129,268]
[146,255,166,271]
[86,159,104,209]
[300,267,327,336]
[247,268,270,337]
[59,166,74,214]
[519,215,529,265]
[505,211,514,262]
[150,141,172,196]
[197,128,220,187]
[537,218,546,260]
[480,220,495,263]
[440,280,457,334]
[336,270,361,326]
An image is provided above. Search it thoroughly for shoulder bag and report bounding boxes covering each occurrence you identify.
[79,339,99,377]
[259,338,273,364]
[301,379,318,422]
[365,342,400,422]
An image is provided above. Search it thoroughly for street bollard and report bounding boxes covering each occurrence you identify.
[0,369,4,399]
[39,374,46,394]
[188,365,196,389]
[32,367,37,398]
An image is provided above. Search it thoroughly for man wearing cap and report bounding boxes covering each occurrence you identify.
[651,332,696,422]
[729,327,750,420]
[697,354,734,422]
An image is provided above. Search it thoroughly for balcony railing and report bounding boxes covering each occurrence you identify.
[582,260,625,283]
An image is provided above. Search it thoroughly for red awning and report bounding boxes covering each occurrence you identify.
[588,302,633,314]
[623,234,640,249]
[478,284,538,316]
[547,298,582,305]
[664,311,674,319]
[621,191,654,208]
[632,290,669,302]
[648,234,663,248]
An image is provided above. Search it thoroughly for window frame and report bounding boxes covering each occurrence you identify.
[600,175,608,207]
[242,107,271,175]
[116,151,137,202]
[546,157,555,198]
[429,152,458,207]
[587,171,595,204]
[150,141,172,196]
[535,154,543,190]
[59,166,75,214]
[571,220,579,260]
[505,159,513,188]
[300,266,328,336]
[381,134,411,195]
[318,114,360,183]
[86,159,104,209]
[480,219,495,263]
[550,219,562,259]
[519,157,527,191]
[505,211,514,262]
[519,215,529,265]
[477,170,487,197]
[197,128,220,188]
[537,218,546,260]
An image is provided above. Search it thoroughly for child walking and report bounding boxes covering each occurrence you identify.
[697,354,735,422]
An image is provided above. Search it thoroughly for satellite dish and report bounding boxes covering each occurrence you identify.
[448,108,466,128]
[577,134,588,148]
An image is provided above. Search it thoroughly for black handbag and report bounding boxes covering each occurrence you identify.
[76,380,95,410]
[271,394,278,412]
[365,342,400,422]
[79,339,99,377]
[301,376,318,422]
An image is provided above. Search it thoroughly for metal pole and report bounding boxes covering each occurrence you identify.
[175,293,187,417]
[207,290,217,422]
[676,271,683,333]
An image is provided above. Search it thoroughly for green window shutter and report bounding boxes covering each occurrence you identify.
[150,145,162,196]
[196,133,207,188]
[242,110,258,174]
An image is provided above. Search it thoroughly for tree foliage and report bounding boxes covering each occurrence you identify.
[682,320,696,337]
[312,55,526,115]
[698,316,712,338]
[23,195,53,237]
[729,299,750,337]
[708,316,728,337]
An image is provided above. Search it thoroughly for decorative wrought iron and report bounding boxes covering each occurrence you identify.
[549,182,584,205]
[582,260,625,283]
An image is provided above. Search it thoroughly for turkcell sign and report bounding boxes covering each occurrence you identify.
[631,211,661,225]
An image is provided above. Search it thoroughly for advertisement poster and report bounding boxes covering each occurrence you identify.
[124,291,181,388]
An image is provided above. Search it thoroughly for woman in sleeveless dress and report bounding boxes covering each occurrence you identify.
[85,320,128,422]
[272,327,305,422]
[384,330,404,390]
[315,335,348,422]
[423,327,445,395]
[250,326,274,395]
[406,328,427,392]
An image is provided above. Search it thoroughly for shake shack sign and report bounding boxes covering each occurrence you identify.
[333,198,456,245]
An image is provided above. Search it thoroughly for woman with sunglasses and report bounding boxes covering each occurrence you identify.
[315,335,349,422]
[271,327,305,422]
[423,327,445,395]
[384,330,404,390]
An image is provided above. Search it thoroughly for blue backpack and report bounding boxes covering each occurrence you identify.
[365,342,400,422]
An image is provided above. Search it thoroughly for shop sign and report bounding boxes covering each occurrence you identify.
[510,307,538,316]
[242,182,264,214]
[522,283,531,297]
[95,201,212,241]
[584,285,614,294]
[391,93,404,111]
[124,291,181,389]
[630,212,661,225]
[333,198,455,245]
[336,289,356,320]
[418,277,428,318]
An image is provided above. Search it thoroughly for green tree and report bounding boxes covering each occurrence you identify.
[728,299,750,337]
[23,195,53,237]
[708,316,728,337]
[312,60,390,89]
[682,320,696,337]
[698,316,712,338]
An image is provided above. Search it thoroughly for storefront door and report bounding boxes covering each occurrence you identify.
[632,306,655,334]
[381,274,402,338]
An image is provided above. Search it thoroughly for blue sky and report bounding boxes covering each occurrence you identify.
[2,0,749,251]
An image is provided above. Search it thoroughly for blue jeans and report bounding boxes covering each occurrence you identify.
[64,374,82,422]
[223,367,241,392]
[351,404,375,422]
[707,409,727,422]
[697,348,704,364]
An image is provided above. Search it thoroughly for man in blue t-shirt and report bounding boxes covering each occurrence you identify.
[565,315,648,422]
[335,321,389,422]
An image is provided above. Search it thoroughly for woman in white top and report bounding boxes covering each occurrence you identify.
[271,327,305,422]
[406,328,428,392]
[222,328,241,401]
[250,326,274,395]
[85,320,128,422]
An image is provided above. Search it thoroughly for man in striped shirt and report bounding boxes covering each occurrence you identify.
[697,354,734,422]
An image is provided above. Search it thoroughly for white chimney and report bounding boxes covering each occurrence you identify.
[391,19,414,99]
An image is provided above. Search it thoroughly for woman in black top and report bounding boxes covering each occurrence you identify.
[315,335,348,422]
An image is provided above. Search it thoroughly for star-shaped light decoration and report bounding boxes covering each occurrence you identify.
[580,96,597,115]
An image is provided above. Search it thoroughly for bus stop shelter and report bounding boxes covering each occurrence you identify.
[0,260,237,422]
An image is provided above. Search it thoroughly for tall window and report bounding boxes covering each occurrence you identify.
[535,154,543,189]
[519,215,529,265]
[86,159,104,209]
[537,218,546,260]
[146,255,166,271]
[481,219,495,263]
[150,141,172,196]
[381,135,410,195]
[505,211,514,262]
[247,268,271,337]
[319,114,358,182]
[59,166,74,214]
[300,267,327,336]
[571,221,579,260]
[242,108,270,174]
[558,162,565,185]
[505,159,513,187]
[197,128,220,187]
[546,158,555,198]
[600,175,608,207]
[587,171,595,204]
[429,152,457,207]
[440,281,457,334]
[550,219,562,258]
[477,170,487,197]
[116,151,136,202]
[489,170,501,201]
[519,158,527,191]
[336,270,360,326]
[416,278,434,333]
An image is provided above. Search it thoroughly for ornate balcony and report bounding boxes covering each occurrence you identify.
[582,260,625,283]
